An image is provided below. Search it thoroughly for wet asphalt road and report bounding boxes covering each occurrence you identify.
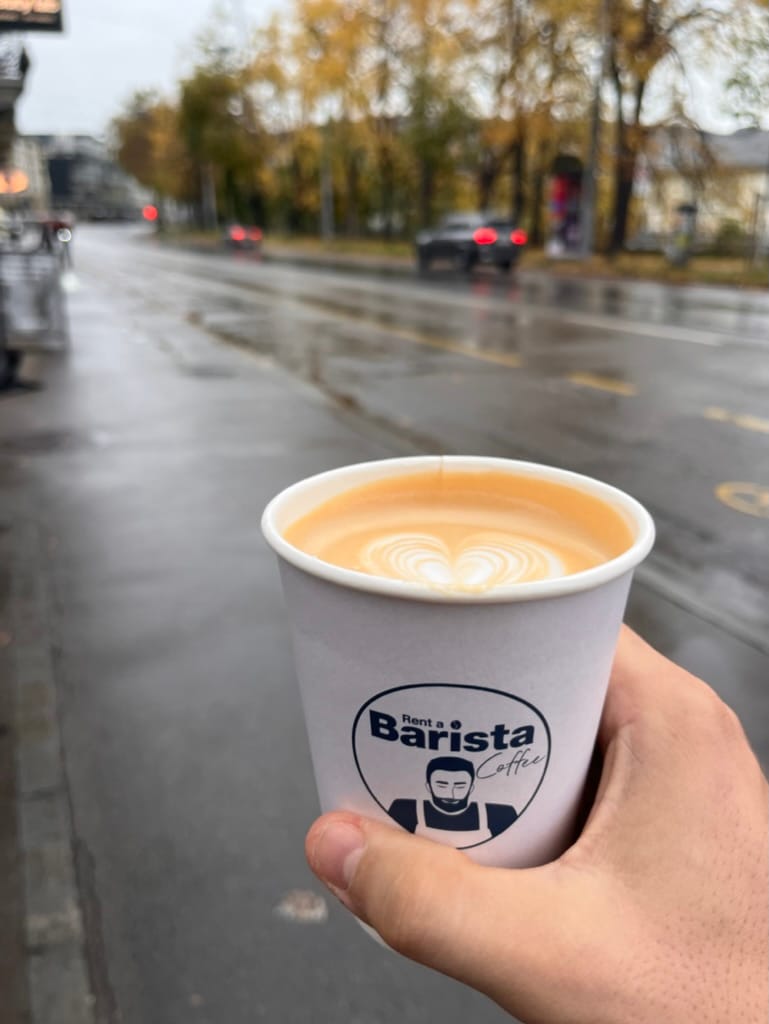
[119,228,769,645]
[1,225,767,1024]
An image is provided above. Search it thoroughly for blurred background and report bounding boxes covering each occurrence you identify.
[0,1,767,1023]
[5,0,769,270]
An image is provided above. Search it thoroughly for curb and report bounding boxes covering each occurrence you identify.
[152,234,769,297]
[9,518,94,1024]
[263,246,414,278]
[157,236,416,280]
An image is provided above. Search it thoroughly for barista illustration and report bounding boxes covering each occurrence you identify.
[387,755,518,846]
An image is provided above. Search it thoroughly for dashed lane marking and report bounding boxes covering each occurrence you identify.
[385,324,522,368]
[715,482,769,518]
[704,407,769,434]
[567,372,638,396]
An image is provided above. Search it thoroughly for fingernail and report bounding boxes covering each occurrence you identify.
[310,821,365,892]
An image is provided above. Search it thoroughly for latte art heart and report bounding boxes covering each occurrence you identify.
[282,467,635,590]
[360,532,564,589]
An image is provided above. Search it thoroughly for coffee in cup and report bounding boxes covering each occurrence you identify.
[283,467,634,592]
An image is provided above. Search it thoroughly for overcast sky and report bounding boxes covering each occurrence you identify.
[14,0,750,139]
[16,0,283,136]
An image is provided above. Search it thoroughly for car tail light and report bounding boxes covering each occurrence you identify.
[229,226,246,242]
[472,226,498,245]
[248,227,263,242]
[510,229,528,246]
[142,205,158,222]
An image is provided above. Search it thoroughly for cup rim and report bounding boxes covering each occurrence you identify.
[261,456,655,604]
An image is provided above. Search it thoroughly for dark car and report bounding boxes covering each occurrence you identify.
[223,224,263,250]
[415,213,527,274]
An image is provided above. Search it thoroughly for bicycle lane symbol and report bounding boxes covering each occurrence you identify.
[715,483,769,519]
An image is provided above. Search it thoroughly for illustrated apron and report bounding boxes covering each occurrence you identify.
[415,801,492,848]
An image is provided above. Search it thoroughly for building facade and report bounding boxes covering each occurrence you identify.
[636,127,769,252]
[34,134,145,220]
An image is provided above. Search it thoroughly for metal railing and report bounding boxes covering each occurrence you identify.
[0,219,71,389]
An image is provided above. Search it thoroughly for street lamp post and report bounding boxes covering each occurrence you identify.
[764,131,769,277]
[580,0,611,258]
[320,121,335,240]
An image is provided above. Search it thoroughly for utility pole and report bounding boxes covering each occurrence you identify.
[580,0,611,258]
[763,132,769,278]
[201,164,218,230]
[320,122,335,240]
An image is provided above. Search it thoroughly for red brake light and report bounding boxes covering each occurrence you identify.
[247,227,263,242]
[510,229,528,246]
[142,205,158,222]
[229,226,246,242]
[472,226,497,245]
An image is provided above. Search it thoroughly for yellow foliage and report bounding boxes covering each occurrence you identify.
[111,0,753,240]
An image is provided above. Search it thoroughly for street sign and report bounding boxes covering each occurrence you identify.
[0,0,62,32]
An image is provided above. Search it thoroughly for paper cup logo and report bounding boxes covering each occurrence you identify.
[352,684,550,850]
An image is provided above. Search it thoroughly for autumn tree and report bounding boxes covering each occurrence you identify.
[469,0,589,229]
[725,2,769,125]
[288,0,379,233]
[605,0,727,250]
[367,0,409,235]
[175,12,272,228]
[109,0,764,248]
[288,0,476,231]
[178,61,263,225]
[112,91,194,211]
[397,0,477,226]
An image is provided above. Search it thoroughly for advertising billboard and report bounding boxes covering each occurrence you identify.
[0,1,62,32]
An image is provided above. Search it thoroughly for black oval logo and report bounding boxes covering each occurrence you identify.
[352,684,550,850]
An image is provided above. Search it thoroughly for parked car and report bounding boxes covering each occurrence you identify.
[223,224,263,250]
[415,213,528,274]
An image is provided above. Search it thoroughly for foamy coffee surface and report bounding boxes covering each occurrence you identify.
[284,469,633,593]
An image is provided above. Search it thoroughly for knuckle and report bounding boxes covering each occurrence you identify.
[677,679,748,751]
[700,687,745,742]
[713,698,746,741]
[665,667,736,730]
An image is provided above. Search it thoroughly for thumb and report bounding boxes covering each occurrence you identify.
[305,811,587,1015]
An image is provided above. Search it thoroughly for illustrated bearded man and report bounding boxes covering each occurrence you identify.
[387,756,517,843]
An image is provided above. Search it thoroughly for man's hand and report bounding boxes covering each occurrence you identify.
[306,628,768,1024]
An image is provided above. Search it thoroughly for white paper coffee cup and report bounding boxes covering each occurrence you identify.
[262,456,654,867]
